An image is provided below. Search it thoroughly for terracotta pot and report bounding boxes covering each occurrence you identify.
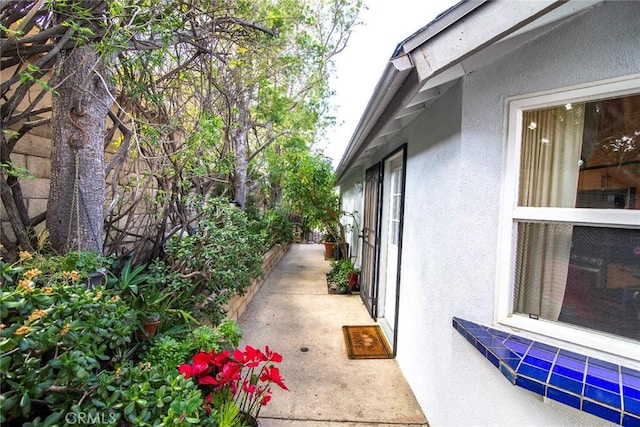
[323,242,336,259]
[137,316,160,340]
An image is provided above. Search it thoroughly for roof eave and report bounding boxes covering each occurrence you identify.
[335,0,597,182]
[335,54,413,179]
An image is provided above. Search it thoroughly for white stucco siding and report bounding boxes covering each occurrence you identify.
[393,2,638,426]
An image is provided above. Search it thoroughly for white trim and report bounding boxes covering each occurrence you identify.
[512,207,640,228]
[495,74,640,364]
[508,73,640,110]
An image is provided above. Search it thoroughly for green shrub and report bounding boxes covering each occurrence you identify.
[329,259,355,292]
[165,198,266,323]
[264,208,294,246]
[0,253,243,425]
[0,261,138,423]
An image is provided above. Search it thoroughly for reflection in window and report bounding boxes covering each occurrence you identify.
[513,93,640,341]
[578,96,640,209]
[519,95,640,209]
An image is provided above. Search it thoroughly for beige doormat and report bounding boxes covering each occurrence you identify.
[342,325,393,359]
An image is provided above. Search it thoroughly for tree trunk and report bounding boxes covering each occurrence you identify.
[48,46,112,254]
[233,92,250,210]
[0,177,35,253]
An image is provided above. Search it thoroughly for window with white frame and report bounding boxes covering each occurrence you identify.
[389,163,403,247]
[500,76,640,353]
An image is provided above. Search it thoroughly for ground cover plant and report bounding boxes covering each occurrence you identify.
[0,220,275,425]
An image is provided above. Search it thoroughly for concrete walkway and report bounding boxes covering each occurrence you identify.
[238,244,428,427]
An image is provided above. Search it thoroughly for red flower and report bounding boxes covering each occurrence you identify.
[191,352,214,376]
[234,345,266,367]
[260,366,288,390]
[260,389,272,406]
[178,363,193,378]
[219,361,241,388]
[264,346,283,363]
[242,380,257,395]
[179,343,288,420]
[210,349,232,367]
[198,375,218,386]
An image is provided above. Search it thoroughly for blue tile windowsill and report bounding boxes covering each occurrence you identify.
[452,317,640,426]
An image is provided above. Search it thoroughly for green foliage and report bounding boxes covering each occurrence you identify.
[282,151,341,234]
[1,162,33,179]
[0,254,247,425]
[165,198,266,324]
[77,361,211,426]
[263,208,294,246]
[328,259,355,292]
[2,0,365,258]
[147,335,188,368]
[112,260,169,321]
[215,319,243,349]
[50,251,112,278]
[0,269,138,422]
[8,251,113,286]
[146,321,242,370]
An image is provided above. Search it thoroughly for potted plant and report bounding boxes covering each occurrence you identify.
[113,260,168,340]
[349,268,360,292]
[322,227,338,259]
[57,250,112,288]
[329,259,355,294]
[179,344,288,425]
[141,312,161,338]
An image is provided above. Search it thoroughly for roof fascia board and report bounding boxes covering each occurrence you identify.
[397,0,488,55]
[336,1,490,181]
[411,0,566,84]
[336,56,412,178]
[335,0,573,182]
[336,68,420,181]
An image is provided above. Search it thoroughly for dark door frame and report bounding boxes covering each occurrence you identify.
[359,144,407,356]
[360,162,383,319]
[388,145,407,357]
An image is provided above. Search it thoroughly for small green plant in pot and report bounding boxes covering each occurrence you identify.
[322,227,338,259]
[329,259,355,294]
[112,260,168,339]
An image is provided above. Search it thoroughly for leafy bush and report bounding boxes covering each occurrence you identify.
[0,258,138,423]
[328,259,355,292]
[165,198,266,323]
[146,321,242,369]
[7,250,113,284]
[0,253,247,425]
[264,208,294,246]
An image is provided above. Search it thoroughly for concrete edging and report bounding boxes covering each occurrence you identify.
[223,243,290,321]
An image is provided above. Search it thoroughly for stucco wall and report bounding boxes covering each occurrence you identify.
[390,2,638,426]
